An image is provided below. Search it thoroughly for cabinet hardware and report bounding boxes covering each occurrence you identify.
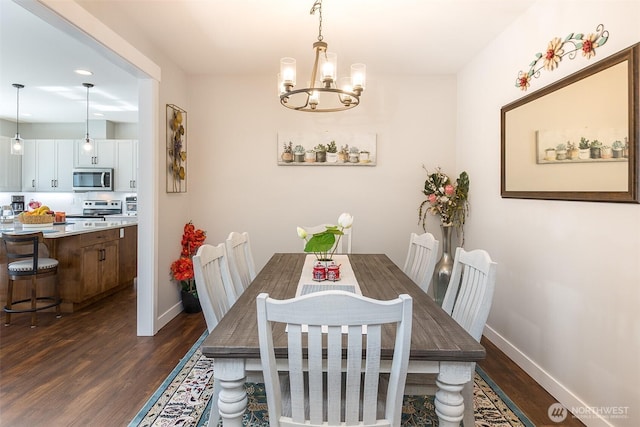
[32,179,35,188]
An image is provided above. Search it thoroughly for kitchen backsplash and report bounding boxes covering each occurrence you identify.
[0,191,136,214]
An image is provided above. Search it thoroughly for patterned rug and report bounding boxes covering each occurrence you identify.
[129,332,534,427]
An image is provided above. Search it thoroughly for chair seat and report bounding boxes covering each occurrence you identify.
[8,258,59,272]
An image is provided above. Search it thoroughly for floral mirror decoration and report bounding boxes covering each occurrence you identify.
[166,104,187,193]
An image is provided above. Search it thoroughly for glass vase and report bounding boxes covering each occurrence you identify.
[433,224,454,306]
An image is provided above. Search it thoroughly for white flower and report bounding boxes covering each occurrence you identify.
[296,226,307,239]
[338,212,353,229]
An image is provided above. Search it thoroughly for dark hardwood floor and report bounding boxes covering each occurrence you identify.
[0,286,584,426]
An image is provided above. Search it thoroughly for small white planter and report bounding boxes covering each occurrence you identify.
[326,152,338,163]
[578,149,590,160]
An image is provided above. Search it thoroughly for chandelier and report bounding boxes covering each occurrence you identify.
[10,83,24,155]
[278,0,366,112]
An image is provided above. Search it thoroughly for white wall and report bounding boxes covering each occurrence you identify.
[76,1,192,328]
[457,1,640,426]
[186,73,458,271]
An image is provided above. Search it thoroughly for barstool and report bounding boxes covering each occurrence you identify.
[2,232,62,327]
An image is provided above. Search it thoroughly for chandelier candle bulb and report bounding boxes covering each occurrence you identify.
[280,57,296,88]
[351,63,366,92]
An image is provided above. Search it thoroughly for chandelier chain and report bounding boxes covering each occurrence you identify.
[310,0,323,42]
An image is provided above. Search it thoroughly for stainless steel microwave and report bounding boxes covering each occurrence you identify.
[72,168,114,192]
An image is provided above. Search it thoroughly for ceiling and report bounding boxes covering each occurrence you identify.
[0,0,535,125]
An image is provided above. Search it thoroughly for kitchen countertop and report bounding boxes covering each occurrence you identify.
[0,219,137,239]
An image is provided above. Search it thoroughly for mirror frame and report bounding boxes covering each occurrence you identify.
[501,42,639,203]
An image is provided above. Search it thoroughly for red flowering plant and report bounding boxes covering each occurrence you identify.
[170,221,206,296]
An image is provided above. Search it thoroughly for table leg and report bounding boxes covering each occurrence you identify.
[215,358,247,427]
[435,361,473,427]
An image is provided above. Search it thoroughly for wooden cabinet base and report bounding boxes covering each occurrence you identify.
[2,225,138,314]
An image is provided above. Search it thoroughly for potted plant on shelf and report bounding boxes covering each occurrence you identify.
[545,147,556,161]
[326,140,338,163]
[555,143,567,160]
[338,144,349,163]
[314,143,327,162]
[623,138,629,158]
[567,141,579,160]
[600,144,613,159]
[578,137,591,159]
[281,141,293,163]
[348,146,360,163]
[590,140,602,159]
[612,140,624,158]
[294,144,305,162]
[170,221,207,313]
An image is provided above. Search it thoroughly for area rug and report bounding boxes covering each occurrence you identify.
[129,332,534,427]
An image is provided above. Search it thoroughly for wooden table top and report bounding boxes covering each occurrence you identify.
[202,253,486,362]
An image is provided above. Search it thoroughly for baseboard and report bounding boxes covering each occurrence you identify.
[483,325,612,427]
[156,301,184,331]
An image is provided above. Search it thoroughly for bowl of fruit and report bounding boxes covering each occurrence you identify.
[19,201,55,227]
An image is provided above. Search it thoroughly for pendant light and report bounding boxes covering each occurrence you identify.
[83,83,94,153]
[10,83,24,155]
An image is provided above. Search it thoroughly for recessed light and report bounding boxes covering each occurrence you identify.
[93,112,104,117]
[74,69,93,76]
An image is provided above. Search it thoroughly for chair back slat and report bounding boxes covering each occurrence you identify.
[225,231,257,295]
[402,232,439,293]
[257,290,412,427]
[192,243,237,332]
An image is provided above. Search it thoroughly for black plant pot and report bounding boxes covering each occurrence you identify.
[181,290,202,313]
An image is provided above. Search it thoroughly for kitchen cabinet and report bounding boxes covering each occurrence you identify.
[115,139,138,191]
[21,139,37,191]
[0,223,137,313]
[0,137,22,192]
[49,228,124,311]
[35,139,74,191]
[75,139,115,167]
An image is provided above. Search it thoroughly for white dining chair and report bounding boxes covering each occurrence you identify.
[402,232,439,293]
[192,243,237,332]
[301,224,352,254]
[193,242,257,427]
[257,290,413,427]
[225,231,257,296]
[404,247,497,427]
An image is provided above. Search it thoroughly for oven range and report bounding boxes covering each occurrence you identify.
[66,200,122,221]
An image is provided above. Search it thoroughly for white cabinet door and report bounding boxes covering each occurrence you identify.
[115,139,138,191]
[0,137,22,192]
[36,140,56,190]
[34,140,74,192]
[75,139,116,167]
[21,139,37,191]
[55,140,74,191]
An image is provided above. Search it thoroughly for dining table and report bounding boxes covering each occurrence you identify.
[201,253,486,427]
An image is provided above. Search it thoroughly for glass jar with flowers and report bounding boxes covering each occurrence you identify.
[170,221,207,313]
[418,166,470,306]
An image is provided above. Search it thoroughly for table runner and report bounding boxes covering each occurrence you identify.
[295,254,362,297]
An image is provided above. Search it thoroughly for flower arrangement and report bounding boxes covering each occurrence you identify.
[418,166,470,231]
[170,221,207,295]
[297,213,353,261]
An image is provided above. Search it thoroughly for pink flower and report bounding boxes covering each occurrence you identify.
[428,194,437,204]
[444,184,455,196]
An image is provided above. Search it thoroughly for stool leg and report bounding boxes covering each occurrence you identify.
[54,272,62,319]
[4,279,13,326]
[31,276,37,328]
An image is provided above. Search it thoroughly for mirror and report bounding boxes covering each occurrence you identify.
[501,42,638,203]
